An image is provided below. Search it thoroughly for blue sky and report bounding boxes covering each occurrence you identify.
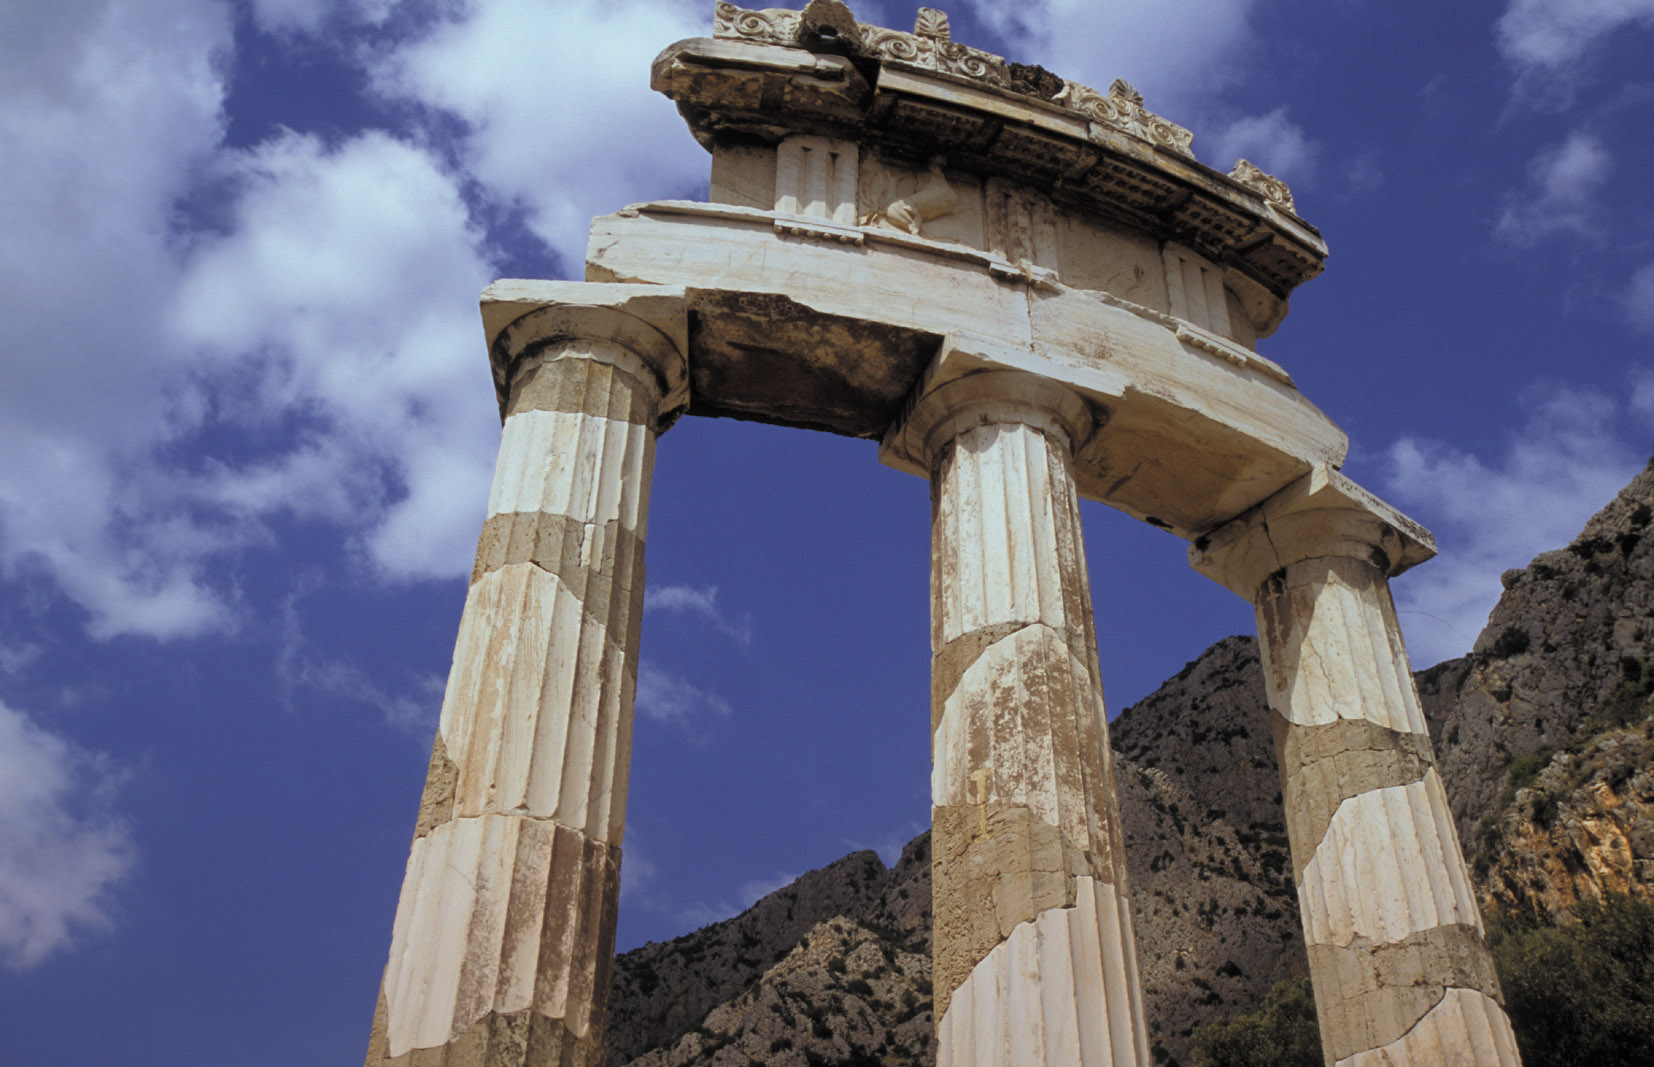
[1,1,1652,1063]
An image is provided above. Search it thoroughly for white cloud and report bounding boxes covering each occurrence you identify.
[1496,0,1654,77]
[0,0,513,643]
[373,0,711,271]
[173,128,501,581]
[634,661,732,729]
[960,0,1260,117]
[0,0,234,639]
[1384,383,1646,666]
[644,584,753,645]
[1494,131,1611,245]
[1208,107,1318,185]
[0,701,135,969]
[1626,262,1654,333]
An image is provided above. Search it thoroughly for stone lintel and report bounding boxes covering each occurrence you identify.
[867,328,1344,535]
[1189,464,1435,601]
[589,203,1350,515]
[480,280,689,428]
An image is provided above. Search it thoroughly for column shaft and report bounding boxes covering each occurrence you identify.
[922,375,1150,1067]
[1256,556,1520,1067]
[1192,468,1522,1067]
[367,337,663,1067]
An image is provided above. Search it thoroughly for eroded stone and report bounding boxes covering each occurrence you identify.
[1306,924,1504,1062]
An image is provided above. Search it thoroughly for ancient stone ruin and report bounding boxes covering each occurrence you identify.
[365,4,1523,1065]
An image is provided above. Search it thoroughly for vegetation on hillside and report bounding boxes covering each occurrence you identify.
[1186,976,1321,1067]
[1487,894,1654,1066]
[1184,895,1654,1067]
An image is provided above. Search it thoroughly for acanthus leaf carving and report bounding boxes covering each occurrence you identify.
[859,24,1008,85]
[914,7,950,40]
[1055,78,1194,157]
[713,4,1192,156]
[1108,77,1144,107]
[1228,159,1296,214]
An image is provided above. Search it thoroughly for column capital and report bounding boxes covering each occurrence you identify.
[882,368,1097,476]
[1190,464,1435,601]
[481,281,689,429]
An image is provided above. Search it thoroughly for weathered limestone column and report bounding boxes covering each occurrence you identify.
[905,371,1151,1067]
[366,301,685,1067]
[1192,466,1522,1067]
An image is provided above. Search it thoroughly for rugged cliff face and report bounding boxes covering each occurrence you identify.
[605,461,1654,1066]
[606,837,931,1066]
[1421,462,1654,917]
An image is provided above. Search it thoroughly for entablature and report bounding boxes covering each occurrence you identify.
[653,2,1326,337]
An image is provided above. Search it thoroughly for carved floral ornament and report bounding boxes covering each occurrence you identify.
[711,1,1197,158]
[1054,78,1194,157]
[1228,159,1296,213]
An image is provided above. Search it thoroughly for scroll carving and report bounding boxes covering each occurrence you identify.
[858,23,1009,85]
[1056,78,1195,157]
[1229,159,1296,213]
[711,4,1198,157]
[713,4,1194,156]
[713,0,801,45]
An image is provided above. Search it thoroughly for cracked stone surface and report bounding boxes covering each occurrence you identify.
[913,376,1149,1065]
[371,338,671,1067]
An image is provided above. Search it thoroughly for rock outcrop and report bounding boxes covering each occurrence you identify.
[605,460,1654,1066]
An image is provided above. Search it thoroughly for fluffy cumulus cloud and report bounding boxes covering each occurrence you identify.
[373,0,711,271]
[0,0,509,643]
[1494,131,1612,245]
[0,701,135,969]
[1496,0,1654,78]
[0,0,235,638]
[173,128,499,580]
[1208,106,1318,184]
[1384,383,1646,666]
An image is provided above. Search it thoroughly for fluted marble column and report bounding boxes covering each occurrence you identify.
[1192,466,1521,1067]
[905,371,1150,1067]
[366,302,685,1067]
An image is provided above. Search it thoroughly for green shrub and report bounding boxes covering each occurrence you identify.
[1187,976,1322,1067]
[1185,900,1654,1067]
[1588,660,1654,731]
[1507,746,1557,790]
[1487,894,1654,1066]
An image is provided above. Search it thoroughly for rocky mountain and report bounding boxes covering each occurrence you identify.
[604,460,1654,1066]
[606,837,932,1065]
